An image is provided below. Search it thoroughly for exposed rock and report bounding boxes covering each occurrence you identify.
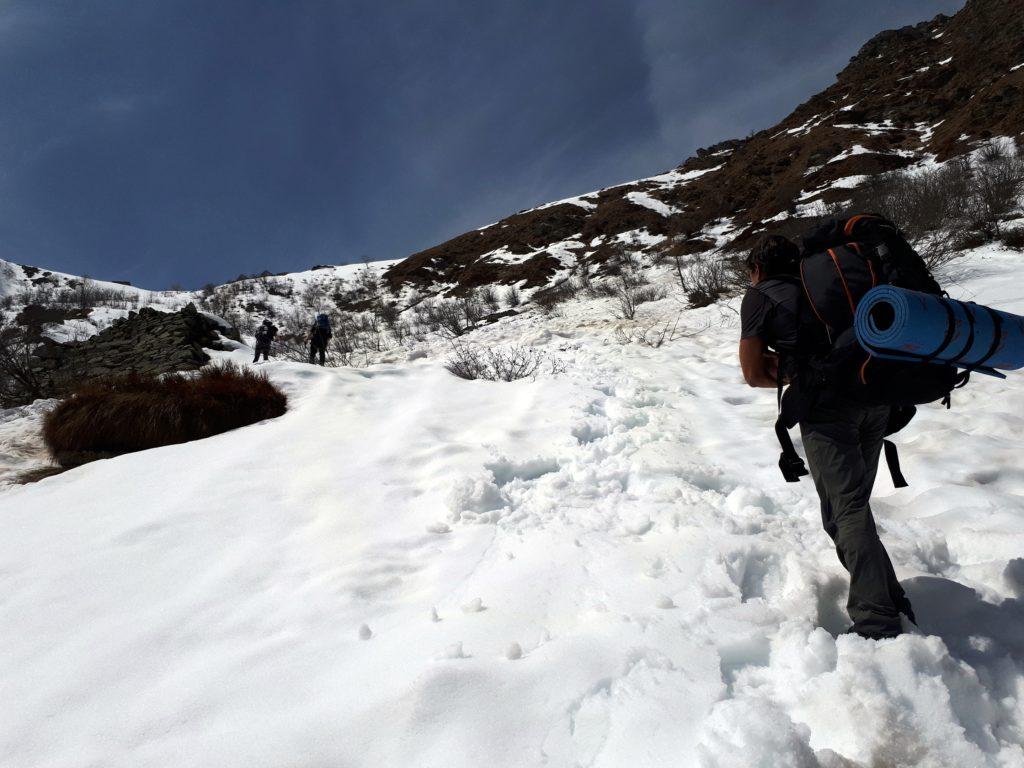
[29,304,240,397]
[380,0,1024,294]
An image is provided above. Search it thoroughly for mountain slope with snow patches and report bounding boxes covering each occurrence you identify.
[3,244,1024,766]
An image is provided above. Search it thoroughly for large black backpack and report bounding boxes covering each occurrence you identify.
[773,214,964,485]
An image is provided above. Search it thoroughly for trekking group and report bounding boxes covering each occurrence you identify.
[251,313,333,366]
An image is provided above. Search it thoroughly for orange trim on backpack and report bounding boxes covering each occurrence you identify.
[828,248,857,316]
[860,354,871,385]
[850,242,878,287]
[844,215,866,237]
[800,259,829,331]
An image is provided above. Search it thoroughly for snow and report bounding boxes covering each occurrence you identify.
[1012,63,1024,73]
[824,144,873,164]
[529,194,598,214]
[833,120,902,135]
[770,113,832,140]
[3,246,1024,765]
[0,257,402,345]
[939,56,953,66]
[0,400,55,486]
[625,191,681,217]
[642,163,724,188]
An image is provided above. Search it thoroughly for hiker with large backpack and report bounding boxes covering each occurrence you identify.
[253,318,278,363]
[737,216,955,639]
[309,313,332,366]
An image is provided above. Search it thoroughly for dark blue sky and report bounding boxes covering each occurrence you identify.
[0,1,963,288]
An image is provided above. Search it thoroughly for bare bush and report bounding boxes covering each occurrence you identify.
[300,282,330,313]
[42,361,287,467]
[503,285,521,307]
[435,300,473,337]
[532,282,577,314]
[459,291,485,328]
[972,148,1024,231]
[1001,227,1024,250]
[0,320,46,406]
[852,160,970,241]
[478,286,500,313]
[615,282,666,320]
[849,142,1024,266]
[412,298,442,334]
[601,242,643,277]
[444,342,558,381]
[677,255,733,308]
[614,314,710,348]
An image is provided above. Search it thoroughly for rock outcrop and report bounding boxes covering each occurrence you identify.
[382,0,1024,295]
[31,304,240,395]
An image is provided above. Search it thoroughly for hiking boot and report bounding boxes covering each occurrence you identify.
[843,625,901,641]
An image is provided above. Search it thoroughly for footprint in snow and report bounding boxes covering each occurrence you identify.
[722,395,752,406]
[621,517,653,536]
[358,624,373,640]
[462,597,486,613]
[440,642,468,660]
[646,557,665,578]
[506,642,523,660]
[572,421,608,445]
[426,522,451,534]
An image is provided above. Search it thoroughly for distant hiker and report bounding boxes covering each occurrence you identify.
[739,231,916,640]
[309,313,332,365]
[253,319,278,363]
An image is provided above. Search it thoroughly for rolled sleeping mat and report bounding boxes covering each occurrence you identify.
[854,286,1024,372]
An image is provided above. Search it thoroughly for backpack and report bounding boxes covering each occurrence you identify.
[795,214,960,407]
[312,314,332,340]
[772,214,966,485]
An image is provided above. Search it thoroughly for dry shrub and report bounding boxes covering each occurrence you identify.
[614,314,711,347]
[444,342,561,381]
[0,320,46,407]
[849,143,1024,268]
[680,257,733,308]
[532,281,578,314]
[1000,227,1024,250]
[42,361,287,467]
[615,283,666,319]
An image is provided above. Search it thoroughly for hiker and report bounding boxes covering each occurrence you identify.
[309,313,332,365]
[253,319,278,363]
[738,233,915,640]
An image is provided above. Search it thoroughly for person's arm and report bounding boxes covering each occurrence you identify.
[738,336,778,388]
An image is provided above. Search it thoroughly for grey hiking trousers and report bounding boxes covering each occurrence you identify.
[800,398,910,638]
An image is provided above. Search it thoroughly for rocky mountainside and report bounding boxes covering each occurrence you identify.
[1,0,1022,361]
[384,0,1024,294]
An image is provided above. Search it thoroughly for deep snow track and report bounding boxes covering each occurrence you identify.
[3,249,1024,767]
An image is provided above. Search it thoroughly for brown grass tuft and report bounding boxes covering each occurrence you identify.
[42,361,287,467]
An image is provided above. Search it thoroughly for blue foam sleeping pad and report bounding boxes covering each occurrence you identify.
[854,286,1024,372]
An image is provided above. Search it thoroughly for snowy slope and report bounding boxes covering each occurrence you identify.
[2,245,1024,766]
[0,257,399,343]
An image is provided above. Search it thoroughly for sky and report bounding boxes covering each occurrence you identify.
[0,1,964,289]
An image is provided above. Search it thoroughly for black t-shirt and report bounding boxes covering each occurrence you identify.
[740,277,803,351]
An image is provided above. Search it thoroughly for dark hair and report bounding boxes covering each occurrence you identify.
[746,235,800,277]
